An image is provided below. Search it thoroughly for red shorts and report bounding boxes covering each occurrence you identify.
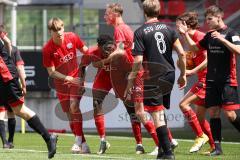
[144,105,165,113]
[93,70,112,92]
[55,83,83,112]
[190,81,206,106]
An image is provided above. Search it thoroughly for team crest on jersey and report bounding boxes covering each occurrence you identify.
[67,43,73,49]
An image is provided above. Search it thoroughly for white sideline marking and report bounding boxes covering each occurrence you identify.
[58,133,240,145]
[1,148,135,160]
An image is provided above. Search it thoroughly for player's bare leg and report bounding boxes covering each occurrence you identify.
[11,104,57,159]
[179,92,209,153]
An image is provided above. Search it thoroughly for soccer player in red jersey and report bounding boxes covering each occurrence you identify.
[42,17,90,154]
[86,34,159,155]
[178,5,240,156]
[0,45,25,149]
[176,12,215,154]
[0,30,57,159]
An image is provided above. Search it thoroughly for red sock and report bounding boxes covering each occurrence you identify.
[72,121,83,136]
[167,128,173,142]
[69,122,75,135]
[144,121,159,146]
[183,109,203,137]
[200,119,215,148]
[94,115,105,138]
[131,121,142,144]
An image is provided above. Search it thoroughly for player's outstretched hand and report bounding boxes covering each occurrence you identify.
[177,74,187,90]
[211,31,225,41]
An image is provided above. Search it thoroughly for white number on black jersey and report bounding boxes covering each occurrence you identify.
[154,32,166,54]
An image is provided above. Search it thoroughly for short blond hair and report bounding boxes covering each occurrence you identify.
[106,3,123,15]
[142,0,160,18]
[48,17,64,31]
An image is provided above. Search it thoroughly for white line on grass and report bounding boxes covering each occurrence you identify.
[2,148,135,160]
[58,133,240,145]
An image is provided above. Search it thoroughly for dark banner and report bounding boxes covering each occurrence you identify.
[21,51,50,91]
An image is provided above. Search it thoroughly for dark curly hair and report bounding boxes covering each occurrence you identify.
[97,34,115,47]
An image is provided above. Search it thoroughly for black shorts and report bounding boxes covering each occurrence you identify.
[0,78,24,108]
[205,81,239,110]
[143,71,175,111]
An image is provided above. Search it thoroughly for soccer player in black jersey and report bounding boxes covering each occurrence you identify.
[0,37,57,158]
[178,5,240,156]
[125,0,186,159]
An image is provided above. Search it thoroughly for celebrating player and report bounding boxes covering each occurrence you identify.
[42,17,90,154]
[176,12,215,154]
[178,5,240,155]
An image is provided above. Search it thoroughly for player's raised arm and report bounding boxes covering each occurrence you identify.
[177,22,200,52]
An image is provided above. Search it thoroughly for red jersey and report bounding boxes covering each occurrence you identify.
[191,30,207,83]
[114,23,134,62]
[87,46,111,74]
[42,32,85,79]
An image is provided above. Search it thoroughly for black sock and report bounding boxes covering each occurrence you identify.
[210,118,222,142]
[8,118,16,143]
[0,120,8,145]
[27,115,50,143]
[230,114,240,132]
[156,125,172,155]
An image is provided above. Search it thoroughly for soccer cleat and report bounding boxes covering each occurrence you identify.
[189,133,209,153]
[81,142,91,154]
[71,143,81,154]
[47,134,58,159]
[8,142,14,149]
[97,141,110,154]
[157,153,175,160]
[3,143,10,149]
[135,144,145,154]
[209,148,223,156]
[148,146,158,156]
[170,139,178,151]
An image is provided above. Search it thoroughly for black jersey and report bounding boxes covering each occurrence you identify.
[198,26,240,86]
[0,41,18,83]
[132,21,178,72]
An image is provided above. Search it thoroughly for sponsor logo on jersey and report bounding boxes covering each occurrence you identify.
[59,52,74,63]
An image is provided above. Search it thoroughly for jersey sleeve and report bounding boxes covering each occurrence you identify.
[73,33,85,50]
[227,30,240,45]
[42,45,54,68]
[132,29,145,56]
[114,27,126,43]
[197,33,208,50]
[171,29,179,43]
[14,48,24,66]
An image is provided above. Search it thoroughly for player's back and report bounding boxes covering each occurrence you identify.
[133,21,178,72]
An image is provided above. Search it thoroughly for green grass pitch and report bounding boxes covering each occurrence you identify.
[0,133,239,160]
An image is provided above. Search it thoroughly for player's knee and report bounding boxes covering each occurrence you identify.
[224,110,237,122]
[93,99,103,113]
